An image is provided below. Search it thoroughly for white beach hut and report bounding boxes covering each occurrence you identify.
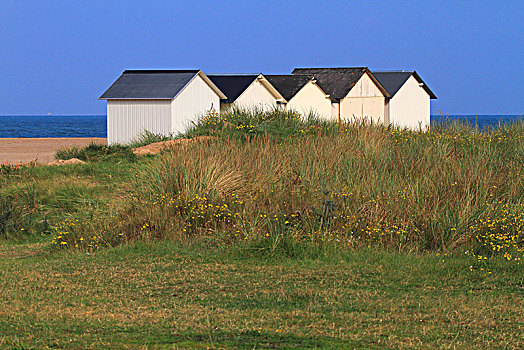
[99,70,226,145]
[292,67,390,124]
[373,71,437,130]
[265,75,333,120]
[207,74,285,112]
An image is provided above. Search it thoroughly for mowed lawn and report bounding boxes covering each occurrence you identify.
[0,242,522,349]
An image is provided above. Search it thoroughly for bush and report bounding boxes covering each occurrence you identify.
[183,107,335,139]
[0,163,24,175]
[0,195,32,239]
[0,181,53,240]
[52,117,523,259]
[55,143,135,162]
[468,203,524,263]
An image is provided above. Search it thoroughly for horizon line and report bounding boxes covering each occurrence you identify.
[1,114,523,117]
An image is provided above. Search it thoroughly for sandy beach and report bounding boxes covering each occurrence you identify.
[0,138,107,164]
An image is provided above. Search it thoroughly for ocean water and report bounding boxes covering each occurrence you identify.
[0,115,106,138]
[431,115,523,128]
[0,115,521,138]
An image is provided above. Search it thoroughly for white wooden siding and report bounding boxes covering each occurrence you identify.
[346,73,383,98]
[339,97,385,123]
[171,74,220,134]
[388,75,431,130]
[107,99,171,145]
[384,100,390,125]
[287,81,333,120]
[331,102,340,120]
[234,79,279,111]
[340,72,386,123]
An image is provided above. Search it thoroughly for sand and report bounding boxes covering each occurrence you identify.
[132,136,213,155]
[0,138,107,164]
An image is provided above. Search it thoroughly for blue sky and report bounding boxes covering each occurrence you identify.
[0,0,522,115]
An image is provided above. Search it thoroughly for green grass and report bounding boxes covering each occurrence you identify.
[0,110,523,348]
[183,107,334,139]
[54,143,136,162]
[54,132,173,162]
[0,157,137,242]
[0,241,522,349]
[46,111,522,260]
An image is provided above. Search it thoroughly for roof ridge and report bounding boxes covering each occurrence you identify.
[373,70,414,73]
[293,67,368,70]
[123,70,200,74]
[265,74,312,78]
[207,73,260,76]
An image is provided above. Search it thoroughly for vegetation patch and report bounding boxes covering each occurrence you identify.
[0,242,522,349]
[0,162,24,175]
[1,109,523,348]
[55,143,136,162]
[48,111,523,270]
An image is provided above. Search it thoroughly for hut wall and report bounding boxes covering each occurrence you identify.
[107,99,172,145]
[388,75,431,130]
[234,79,279,111]
[287,81,333,120]
[171,74,220,134]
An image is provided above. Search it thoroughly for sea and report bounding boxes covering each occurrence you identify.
[0,115,522,138]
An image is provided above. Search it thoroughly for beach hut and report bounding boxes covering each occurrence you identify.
[292,67,390,123]
[265,75,333,119]
[99,70,226,145]
[372,71,437,130]
[207,74,285,112]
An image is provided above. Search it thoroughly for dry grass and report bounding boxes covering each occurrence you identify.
[89,121,523,257]
[0,242,522,349]
[1,113,523,348]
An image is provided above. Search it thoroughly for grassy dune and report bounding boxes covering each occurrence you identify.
[0,109,523,348]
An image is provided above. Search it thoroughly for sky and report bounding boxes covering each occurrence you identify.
[0,0,522,115]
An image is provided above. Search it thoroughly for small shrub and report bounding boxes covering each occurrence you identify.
[0,163,23,175]
[0,195,26,239]
[0,183,53,240]
[183,108,334,139]
[467,203,524,267]
[51,216,111,250]
[55,143,135,162]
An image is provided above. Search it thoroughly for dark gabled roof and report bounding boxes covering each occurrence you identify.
[264,75,314,101]
[371,72,412,97]
[372,71,437,99]
[292,67,389,101]
[207,75,259,103]
[99,70,201,99]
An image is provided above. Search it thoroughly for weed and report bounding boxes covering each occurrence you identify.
[0,163,23,174]
[51,114,522,264]
[0,195,25,239]
[55,143,135,162]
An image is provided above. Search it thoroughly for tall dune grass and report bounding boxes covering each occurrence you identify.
[51,110,523,258]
